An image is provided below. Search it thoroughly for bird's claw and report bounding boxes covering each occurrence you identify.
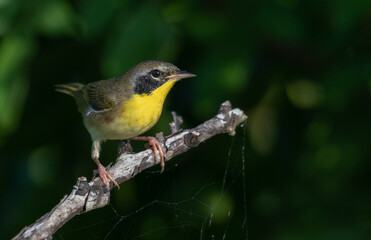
[131,136,166,173]
[97,164,120,189]
[148,137,166,173]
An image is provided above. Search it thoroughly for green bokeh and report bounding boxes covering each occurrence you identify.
[1,0,370,239]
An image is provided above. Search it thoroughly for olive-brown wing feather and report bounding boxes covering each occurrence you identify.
[85,80,117,111]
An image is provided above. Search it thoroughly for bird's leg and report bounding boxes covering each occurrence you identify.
[131,136,166,173]
[92,140,119,189]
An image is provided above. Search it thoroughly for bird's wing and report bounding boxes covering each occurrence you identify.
[85,79,117,112]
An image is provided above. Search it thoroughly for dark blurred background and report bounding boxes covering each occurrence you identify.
[1,0,371,239]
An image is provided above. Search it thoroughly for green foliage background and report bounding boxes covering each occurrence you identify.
[1,0,370,239]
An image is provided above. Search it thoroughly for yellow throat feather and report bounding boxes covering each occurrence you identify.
[115,80,176,139]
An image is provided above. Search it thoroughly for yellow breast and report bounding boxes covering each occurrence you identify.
[112,80,176,139]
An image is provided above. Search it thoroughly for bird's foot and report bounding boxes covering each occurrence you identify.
[131,136,166,173]
[148,137,166,173]
[96,162,120,189]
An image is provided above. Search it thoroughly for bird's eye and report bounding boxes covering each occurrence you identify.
[150,69,161,78]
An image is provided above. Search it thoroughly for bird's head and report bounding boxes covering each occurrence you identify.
[125,61,196,95]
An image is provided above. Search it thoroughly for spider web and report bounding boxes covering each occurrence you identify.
[55,123,248,240]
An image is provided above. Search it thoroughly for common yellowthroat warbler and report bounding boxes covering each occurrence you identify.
[55,61,195,189]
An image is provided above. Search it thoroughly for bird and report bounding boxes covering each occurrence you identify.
[55,60,196,189]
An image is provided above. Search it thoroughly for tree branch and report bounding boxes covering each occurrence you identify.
[13,101,247,240]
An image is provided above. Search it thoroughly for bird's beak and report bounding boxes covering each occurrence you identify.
[166,70,196,81]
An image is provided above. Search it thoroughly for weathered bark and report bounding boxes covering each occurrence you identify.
[13,101,247,240]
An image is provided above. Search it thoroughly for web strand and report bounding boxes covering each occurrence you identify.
[57,123,248,240]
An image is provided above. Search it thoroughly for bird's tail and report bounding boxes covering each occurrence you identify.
[54,83,84,96]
